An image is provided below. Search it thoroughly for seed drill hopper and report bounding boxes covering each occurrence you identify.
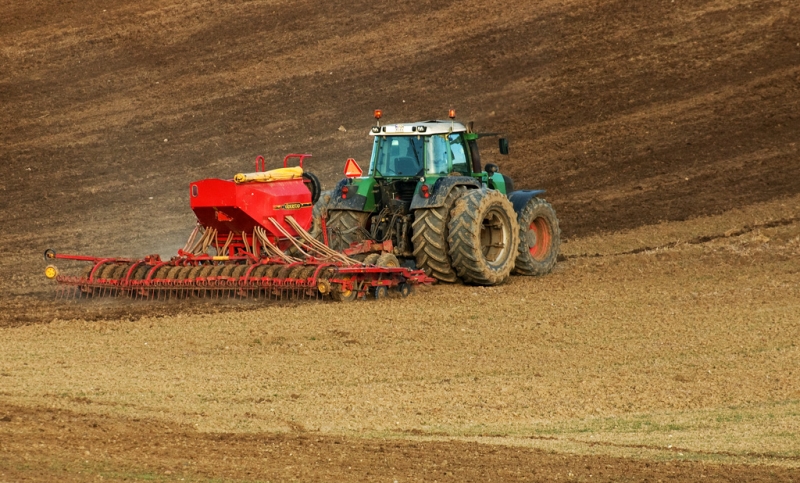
[44,154,434,301]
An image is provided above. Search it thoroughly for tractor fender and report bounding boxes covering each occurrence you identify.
[508,189,547,214]
[410,176,481,210]
[326,178,369,211]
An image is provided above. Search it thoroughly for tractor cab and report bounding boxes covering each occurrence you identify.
[332,111,512,211]
[367,121,472,178]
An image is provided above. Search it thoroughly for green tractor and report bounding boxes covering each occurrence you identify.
[316,110,560,286]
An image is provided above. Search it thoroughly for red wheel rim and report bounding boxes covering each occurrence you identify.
[529,217,552,261]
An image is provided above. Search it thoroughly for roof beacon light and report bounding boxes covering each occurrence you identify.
[448,109,456,119]
[374,109,383,127]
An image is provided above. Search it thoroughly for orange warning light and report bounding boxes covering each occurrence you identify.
[374,109,383,120]
[448,109,456,119]
[344,158,363,178]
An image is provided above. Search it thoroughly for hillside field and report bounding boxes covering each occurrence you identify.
[1,0,799,480]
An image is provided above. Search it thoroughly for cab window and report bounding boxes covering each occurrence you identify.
[449,133,469,175]
[371,136,424,176]
[426,135,449,175]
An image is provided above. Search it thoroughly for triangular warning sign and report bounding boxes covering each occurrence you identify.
[344,158,363,178]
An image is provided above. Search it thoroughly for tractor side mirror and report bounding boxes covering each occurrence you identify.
[499,138,509,155]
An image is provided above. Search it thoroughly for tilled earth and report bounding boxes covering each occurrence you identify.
[2,0,799,480]
[1,207,798,481]
[2,403,796,483]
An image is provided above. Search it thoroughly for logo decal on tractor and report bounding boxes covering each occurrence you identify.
[274,202,312,210]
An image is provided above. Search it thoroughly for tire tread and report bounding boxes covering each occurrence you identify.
[411,186,466,282]
[513,198,561,276]
[447,190,519,285]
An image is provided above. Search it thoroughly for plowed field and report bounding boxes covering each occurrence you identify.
[1,0,799,481]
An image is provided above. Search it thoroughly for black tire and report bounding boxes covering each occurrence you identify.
[132,264,151,281]
[184,265,203,282]
[231,264,248,280]
[264,265,282,279]
[302,171,322,204]
[513,197,560,276]
[251,264,270,279]
[330,273,357,302]
[376,252,399,267]
[327,210,370,251]
[220,265,237,278]
[275,265,293,280]
[288,265,306,280]
[396,282,412,298]
[411,186,466,282]
[447,189,520,285]
[299,266,317,280]
[196,265,215,279]
[109,263,128,281]
[165,265,183,281]
[97,263,117,280]
[363,253,380,266]
[153,265,173,280]
[176,265,194,281]
[502,174,514,193]
[309,190,334,240]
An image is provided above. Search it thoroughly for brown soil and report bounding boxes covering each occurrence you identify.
[2,402,796,483]
[2,0,799,480]
[1,211,798,480]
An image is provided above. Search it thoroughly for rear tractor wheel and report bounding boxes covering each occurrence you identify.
[447,189,520,285]
[309,190,333,241]
[411,186,466,282]
[327,210,370,251]
[513,198,560,276]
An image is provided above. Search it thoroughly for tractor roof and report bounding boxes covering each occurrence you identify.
[370,120,467,136]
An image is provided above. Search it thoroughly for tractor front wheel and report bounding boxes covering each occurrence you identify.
[513,198,561,276]
[447,190,519,285]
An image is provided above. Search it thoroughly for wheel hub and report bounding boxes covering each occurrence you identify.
[529,218,552,260]
[480,209,509,263]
